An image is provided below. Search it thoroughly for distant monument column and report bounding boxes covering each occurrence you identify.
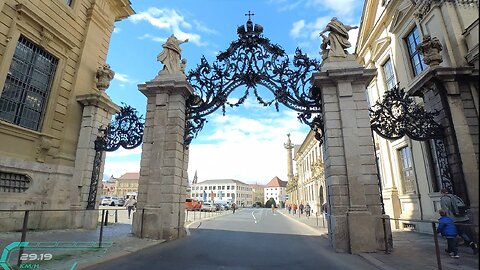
[284,134,294,182]
[132,35,191,240]
[313,18,387,254]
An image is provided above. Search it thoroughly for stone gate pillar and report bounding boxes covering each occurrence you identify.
[132,75,191,240]
[312,58,386,253]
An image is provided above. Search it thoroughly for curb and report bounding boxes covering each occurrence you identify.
[277,210,326,236]
[358,253,397,270]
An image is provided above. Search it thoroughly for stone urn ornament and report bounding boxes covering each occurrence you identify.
[95,64,115,91]
[417,35,443,67]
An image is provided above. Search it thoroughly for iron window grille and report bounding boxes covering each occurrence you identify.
[0,171,31,193]
[405,26,427,77]
[382,58,396,91]
[0,36,58,131]
[398,146,416,194]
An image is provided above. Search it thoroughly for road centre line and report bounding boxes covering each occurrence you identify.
[251,211,257,224]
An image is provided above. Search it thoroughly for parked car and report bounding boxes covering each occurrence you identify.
[101,196,113,206]
[112,197,125,206]
[200,202,216,212]
[185,198,201,210]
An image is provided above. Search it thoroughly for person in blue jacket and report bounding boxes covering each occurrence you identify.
[437,209,459,258]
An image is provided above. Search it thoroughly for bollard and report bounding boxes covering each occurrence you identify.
[432,222,442,270]
[99,209,105,248]
[115,210,118,223]
[17,210,30,266]
[104,210,109,226]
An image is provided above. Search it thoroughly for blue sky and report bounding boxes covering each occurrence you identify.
[103,0,364,184]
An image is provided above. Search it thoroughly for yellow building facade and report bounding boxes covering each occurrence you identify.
[0,0,134,230]
[115,172,139,197]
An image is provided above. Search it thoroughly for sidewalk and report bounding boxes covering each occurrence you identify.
[278,209,479,270]
[0,208,232,270]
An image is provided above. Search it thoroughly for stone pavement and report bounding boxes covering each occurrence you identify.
[278,208,480,270]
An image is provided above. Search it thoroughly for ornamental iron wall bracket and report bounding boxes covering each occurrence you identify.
[369,86,454,192]
[369,86,443,141]
[86,105,145,209]
[185,16,323,146]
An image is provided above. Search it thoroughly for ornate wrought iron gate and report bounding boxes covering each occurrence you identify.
[86,105,144,209]
[184,15,323,147]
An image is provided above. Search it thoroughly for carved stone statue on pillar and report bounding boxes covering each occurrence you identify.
[156,34,189,77]
[416,35,443,67]
[318,17,358,58]
[95,64,115,91]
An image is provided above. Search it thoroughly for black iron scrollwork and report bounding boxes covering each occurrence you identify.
[185,15,323,146]
[369,86,443,141]
[87,105,144,209]
[95,105,144,152]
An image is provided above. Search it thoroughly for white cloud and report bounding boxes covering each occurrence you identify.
[188,110,309,184]
[290,20,306,39]
[114,73,130,83]
[106,147,142,158]
[113,27,121,34]
[129,7,208,46]
[347,26,359,53]
[103,160,140,179]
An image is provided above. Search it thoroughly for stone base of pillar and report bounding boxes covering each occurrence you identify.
[132,207,186,241]
[82,210,99,230]
[347,208,377,254]
[329,214,349,253]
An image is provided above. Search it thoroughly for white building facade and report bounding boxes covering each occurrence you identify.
[190,179,253,207]
[264,176,287,206]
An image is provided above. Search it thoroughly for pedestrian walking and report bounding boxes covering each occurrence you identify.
[231,202,236,214]
[299,203,304,215]
[125,196,137,219]
[305,203,311,218]
[287,204,291,214]
[271,204,276,214]
[437,209,459,258]
[440,188,478,254]
[292,204,297,215]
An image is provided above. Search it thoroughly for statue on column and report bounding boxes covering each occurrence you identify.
[319,17,358,58]
[157,34,189,76]
[95,64,115,91]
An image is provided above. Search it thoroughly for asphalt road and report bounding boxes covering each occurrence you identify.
[85,208,378,270]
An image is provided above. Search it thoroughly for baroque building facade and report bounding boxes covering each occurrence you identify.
[286,131,326,216]
[356,0,478,232]
[0,0,134,230]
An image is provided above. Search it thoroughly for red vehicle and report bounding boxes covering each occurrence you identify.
[185,198,201,210]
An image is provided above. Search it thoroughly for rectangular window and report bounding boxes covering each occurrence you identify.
[405,26,427,76]
[0,36,58,131]
[398,146,416,194]
[227,186,230,190]
[382,58,396,91]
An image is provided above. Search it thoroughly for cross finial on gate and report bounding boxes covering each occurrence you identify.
[245,10,254,20]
